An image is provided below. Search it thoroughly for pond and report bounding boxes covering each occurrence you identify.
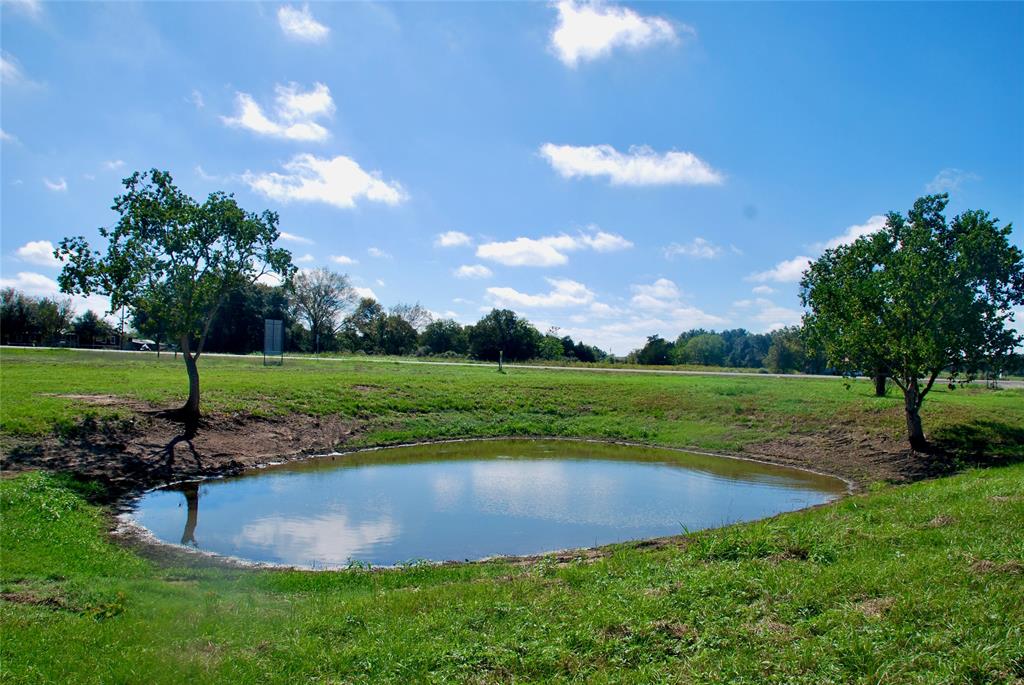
[130,440,847,568]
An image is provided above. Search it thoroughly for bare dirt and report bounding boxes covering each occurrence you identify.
[1,409,359,500]
[1,398,959,504]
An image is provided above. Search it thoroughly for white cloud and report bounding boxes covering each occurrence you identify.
[353,286,378,300]
[104,159,125,171]
[550,0,682,67]
[747,256,812,283]
[476,229,631,267]
[0,128,17,143]
[664,237,721,259]
[435,230,472,248]
[733,297,803,331]
[367,247,391,259]
[1,52,39,88]
[817,214,887,251]
[2,0,42,19]
[926,168,980,194]
[0,271,112,319]
[278,231,313,244]
[243,153,405,209]
[540,143,723,186]
[295,253,315,264]
[278,4,329,43]
[188,89,205,109]
[222,82,334,142]
[751,285,774,295]
[194,165,223,182]
[487,278,596,308]
[630,278,682,309]
[579,229,633,251]
[15,240,60,267]
[330,255,358,265]
[43,177,67,192]
[454,264,492,279]
[747,214,888,284]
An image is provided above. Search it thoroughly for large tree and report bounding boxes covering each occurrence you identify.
[468,309,540,361]
[801,194,1024,449]
[56,169,294,421]
[289,268,356,353]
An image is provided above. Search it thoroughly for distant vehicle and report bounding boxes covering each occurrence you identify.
[129,338,156,351]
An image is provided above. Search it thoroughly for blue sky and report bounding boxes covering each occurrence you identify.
[2,1,1021,353]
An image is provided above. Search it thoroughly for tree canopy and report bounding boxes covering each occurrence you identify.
[56,169,294,419]
[801,194,1024,448]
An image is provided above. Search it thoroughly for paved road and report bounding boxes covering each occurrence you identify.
[5,345,1023,389]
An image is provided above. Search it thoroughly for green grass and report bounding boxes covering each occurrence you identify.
[2,348,1023,682]
[2,348,1022,460]
[2,466,1022,683]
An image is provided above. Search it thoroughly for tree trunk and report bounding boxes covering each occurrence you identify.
[874,372,887,397]
[903,385,926,450]
[180,336,201,421]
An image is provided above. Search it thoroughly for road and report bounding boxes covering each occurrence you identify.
[5,345,1023,389]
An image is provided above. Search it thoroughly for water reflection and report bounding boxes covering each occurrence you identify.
[133,440,847,567]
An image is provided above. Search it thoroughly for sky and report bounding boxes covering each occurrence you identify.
[2,1,1022,354]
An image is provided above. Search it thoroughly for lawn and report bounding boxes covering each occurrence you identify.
[1,347,1023,683]
[1,348,1021,459]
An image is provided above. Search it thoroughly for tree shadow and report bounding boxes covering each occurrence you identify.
[930,420,1024,467]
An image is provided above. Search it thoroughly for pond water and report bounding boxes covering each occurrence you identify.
[131,440,846,568]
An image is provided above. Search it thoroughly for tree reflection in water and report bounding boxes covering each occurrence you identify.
[179,482,199,546]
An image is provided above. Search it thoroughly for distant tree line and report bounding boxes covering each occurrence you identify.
[0,288,117,348]
[626,327,828,373]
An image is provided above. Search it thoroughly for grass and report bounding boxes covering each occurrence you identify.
[1,466,1023,683]
[2,348,1022,460]
[1,347,1023,682]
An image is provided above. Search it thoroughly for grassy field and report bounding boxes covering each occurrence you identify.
[1,466,1022,683]
[1,348,1023,682]
[1,348,1022,460]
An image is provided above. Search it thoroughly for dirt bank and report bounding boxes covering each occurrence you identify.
[1,409,360,499]
[1,401,951,502]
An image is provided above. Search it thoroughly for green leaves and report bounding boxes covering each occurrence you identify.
[55,169,297,354]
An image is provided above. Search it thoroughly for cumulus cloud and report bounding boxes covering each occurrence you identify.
[487,278,596,308]
[926,168,980,194]
[188,89,205,109]
[243,153,405,209]
[663,237,721,259]
[0,128,17,143]
[43,177,67,192]
[0,271,112,319]
[3,0,42,19]
[816,214,887,251]
[435,231,472,248]
[476,229,631,267]
[104,159,125,171]
[550,0,682,67]
[353,286,378,300]
[278,231,313,244]
[751,285,774,295]
[222,82,334,142]
[15,240,60,267]
[330,255,358,265]
[747,214,889,284]
[367,247,391,259]
[278,3,330,43]
[747,256,812,284]
[454,264,492,279]
[295,253,315,263]
[733,297,802,331]
[540,143,723,186]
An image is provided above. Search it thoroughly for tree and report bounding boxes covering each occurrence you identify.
[73,310,115,347]
[375,314,419,355]
[682,333,726,366]
[390,302,433,333]
[538,335,564,360]
[421,319,469,355]
[468,309,540,361]
[339,297,385,352]
[765,327,804,373]
[636,335,673,365]
[56,169,294,421]
[801,194,1024,449]
[289,268,356,353]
